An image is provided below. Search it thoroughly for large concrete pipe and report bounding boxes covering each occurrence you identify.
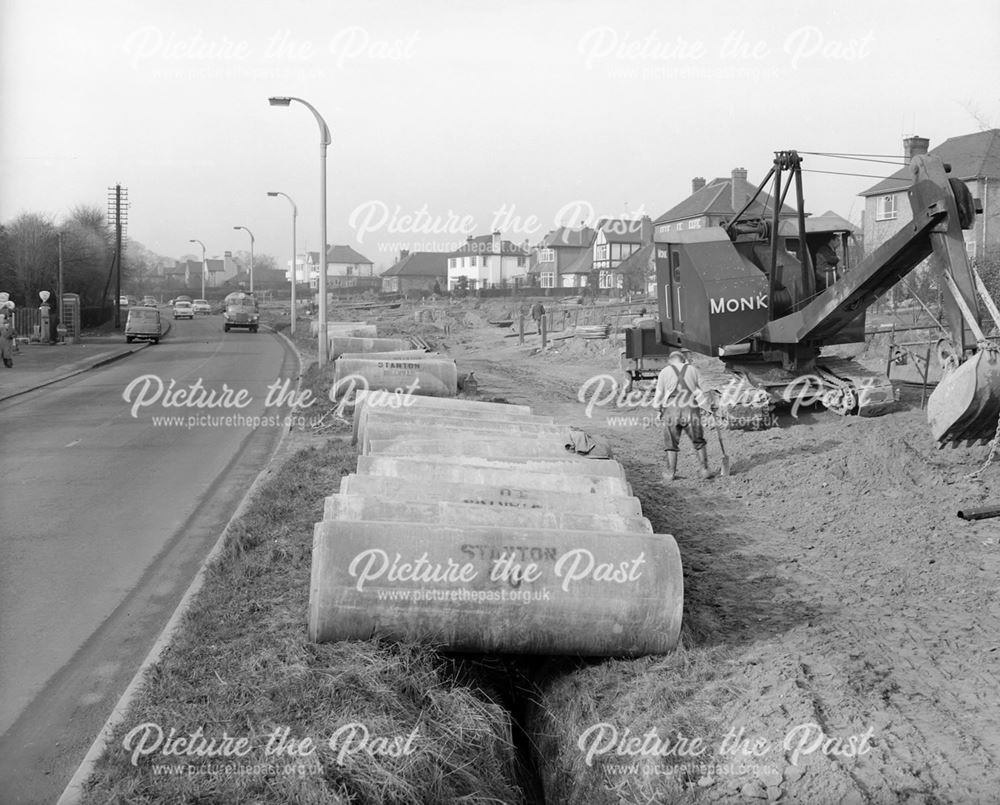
[333,356,459,399]
[323,493,653,533]
[365,437,584,459]
[329,336,414,359]
[352,390,534,443]
[338,474,644,517]
[309,521,683,656]
[356,455,631,495]
[359,453,626,480]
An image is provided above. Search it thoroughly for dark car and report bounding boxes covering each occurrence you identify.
[125,307,163,343]
[223,293,259,332]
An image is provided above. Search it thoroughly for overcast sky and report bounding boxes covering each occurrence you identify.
[2,0,999,269]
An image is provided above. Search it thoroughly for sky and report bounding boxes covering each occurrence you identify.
[2,0,999,271]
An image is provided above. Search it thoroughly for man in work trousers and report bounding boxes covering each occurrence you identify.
[656,350,714,481]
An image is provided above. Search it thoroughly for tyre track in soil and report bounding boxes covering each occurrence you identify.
[450,339,1000,803]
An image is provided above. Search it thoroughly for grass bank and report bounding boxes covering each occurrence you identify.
[79,437,526,804]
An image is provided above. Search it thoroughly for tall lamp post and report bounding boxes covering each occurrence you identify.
[267,191,298,335]
[232,226,255,294]
[268,95,331,366]
[189,238,206,299]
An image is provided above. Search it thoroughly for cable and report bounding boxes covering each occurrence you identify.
[802,168,911,181]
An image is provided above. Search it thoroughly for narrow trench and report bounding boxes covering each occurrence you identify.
[451,654,576,805]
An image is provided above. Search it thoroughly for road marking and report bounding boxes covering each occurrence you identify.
[65,440,80,448]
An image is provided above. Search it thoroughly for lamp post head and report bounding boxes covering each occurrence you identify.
[268,96,292,107]
[267,192,278,197]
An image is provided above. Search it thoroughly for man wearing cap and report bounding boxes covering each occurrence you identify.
[655,350,713,481]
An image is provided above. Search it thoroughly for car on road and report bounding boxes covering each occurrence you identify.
[174,295,192,305]
[141,296,158,307]
[173,301,195,319]
[192,299,212,315]
[124,307,163,343]
[223,292,259,332]
[119,295,138,309]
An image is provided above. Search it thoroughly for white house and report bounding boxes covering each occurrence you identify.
[446,232,530,291]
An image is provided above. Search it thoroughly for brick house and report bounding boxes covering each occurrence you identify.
[381,250,449,294]
[654,168,798,240]
[859,130,1000,267]
[530,226,596,288]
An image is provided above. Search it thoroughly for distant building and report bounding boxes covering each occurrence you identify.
[446,232,530,291]
[592,217,653,290]
[654,169,798,238]
[531,226,596,288]
[381,250,449,294]
[326,245,377,289]
[859,130,1000,266]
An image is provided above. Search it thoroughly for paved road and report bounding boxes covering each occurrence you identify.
[0,315,296,803]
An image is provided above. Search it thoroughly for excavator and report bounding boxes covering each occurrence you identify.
[622,150,1000,444]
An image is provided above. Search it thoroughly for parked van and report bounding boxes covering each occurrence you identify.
[125,307,163,343]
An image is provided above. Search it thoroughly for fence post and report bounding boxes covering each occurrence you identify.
[541,314,547,348]
[518,315,524,345]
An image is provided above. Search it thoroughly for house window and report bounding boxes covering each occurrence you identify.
[595,244,609,263]
[538,248,555,264]
[517,256,526,267]
[877,195,898,221]
[599,271,615,289]
[541,272,555,288]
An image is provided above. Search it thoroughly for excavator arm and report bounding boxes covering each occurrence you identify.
[762,155,981,353]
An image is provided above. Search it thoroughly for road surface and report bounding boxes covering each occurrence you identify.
[0,314,296,803]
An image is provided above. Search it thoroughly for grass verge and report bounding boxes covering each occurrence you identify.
[79,436,525,805]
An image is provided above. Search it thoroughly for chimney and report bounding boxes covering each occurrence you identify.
[731,167,748,211]
[492,230,501,253]
[692,177,706,193]
[640,215,653,246]
[903,135,930,164]
[399,249,409,261]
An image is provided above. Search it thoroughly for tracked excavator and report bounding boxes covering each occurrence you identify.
[622,150,1000,444]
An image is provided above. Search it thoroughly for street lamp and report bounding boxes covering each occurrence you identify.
[268,95,331,366]
[267,191,298,335]
[189,239,206,299]
[233,226,255,294]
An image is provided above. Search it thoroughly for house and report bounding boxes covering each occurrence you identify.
[205,252,239,287]
[326,245,377,289]
[381,250,449,294]
[285,253,316,285]
[446,232,530,291]
[859,130,1000,266]
[654,168,799,240]
[530,226,595,288]
[592,217,652,290]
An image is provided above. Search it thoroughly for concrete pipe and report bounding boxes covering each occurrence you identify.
[323,494,653,533]
[309,521,683,656]
[356,455,631,496]
[338,474,644,517]
[329,336,414,359]
[333,356,459,399]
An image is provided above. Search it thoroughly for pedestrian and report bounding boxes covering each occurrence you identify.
[655,350,713,481]
[530,301,545,329]
[0,318,14,368]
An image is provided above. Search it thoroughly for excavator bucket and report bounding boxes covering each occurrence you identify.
[927,348,1000,444]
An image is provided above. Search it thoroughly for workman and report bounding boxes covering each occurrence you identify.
[655,350,714,481]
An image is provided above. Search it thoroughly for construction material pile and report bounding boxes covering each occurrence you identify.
[308,390,685,657]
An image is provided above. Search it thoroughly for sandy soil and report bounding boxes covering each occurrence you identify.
[378,298,1000,804]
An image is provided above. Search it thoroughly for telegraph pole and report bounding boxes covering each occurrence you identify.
[108,184,128,328]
